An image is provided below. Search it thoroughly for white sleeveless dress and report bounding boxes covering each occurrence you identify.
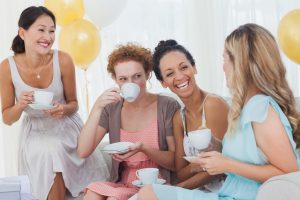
[8,50,110,200]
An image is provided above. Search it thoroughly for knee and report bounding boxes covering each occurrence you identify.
[84,189,102,200]
[138,185,157,200]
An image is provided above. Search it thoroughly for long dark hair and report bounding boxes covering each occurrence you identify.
[11,6,56,54]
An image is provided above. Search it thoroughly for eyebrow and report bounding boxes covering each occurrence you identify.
[178,62,186,66]
[117,72,143,77]
[37,24,55,28]
[164,61,186,71]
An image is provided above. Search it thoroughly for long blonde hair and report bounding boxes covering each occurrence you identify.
[225,23,300,147]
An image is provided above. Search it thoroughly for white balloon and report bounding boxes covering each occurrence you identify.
[84,0,128,28]
[26,0,44,6]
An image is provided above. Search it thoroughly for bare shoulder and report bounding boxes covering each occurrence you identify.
[205,94,229,110]
[58,50,74,66]
[57,50,75,74]
[0,58,11,78]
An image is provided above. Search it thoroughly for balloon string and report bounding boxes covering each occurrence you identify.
[85,69,90,114]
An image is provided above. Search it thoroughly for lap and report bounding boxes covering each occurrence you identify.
[152,184,218,200]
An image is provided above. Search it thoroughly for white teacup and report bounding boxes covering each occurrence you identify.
[120,83,140,102]
[136,168,158,184]
[33,91,53,105]
[188,128,212,150]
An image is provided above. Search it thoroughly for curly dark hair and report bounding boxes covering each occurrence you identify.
[152,39,195,81]
[107,43,153,77]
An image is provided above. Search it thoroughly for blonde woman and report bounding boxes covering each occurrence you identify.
[137,23,300,200]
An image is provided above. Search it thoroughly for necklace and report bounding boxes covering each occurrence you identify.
[25,53,51,79]
[36,68,43,79]
[33,58,51,79]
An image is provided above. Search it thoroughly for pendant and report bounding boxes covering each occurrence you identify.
[37,74,41,79]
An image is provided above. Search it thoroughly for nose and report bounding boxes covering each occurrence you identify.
[174,71,185,81]
[126,78,134,83]
[43,32,53,40]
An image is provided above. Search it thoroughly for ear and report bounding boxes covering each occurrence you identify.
[146,71,151,80]
[111,74,116,81]
[193,66,198,74]
[160,80,168,88]
[18,28,25,40]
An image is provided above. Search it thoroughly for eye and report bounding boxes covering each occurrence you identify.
[166,72,174,77]
[119,77,127,82]
[134,74,142,79]
[38,29,45,32]
[180,65,188,70]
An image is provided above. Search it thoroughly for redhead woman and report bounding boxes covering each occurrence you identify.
[78,43,180,200]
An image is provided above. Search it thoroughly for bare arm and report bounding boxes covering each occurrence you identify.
[113,135,177,171]
[140,136,176,171]
[173,111,212,187]
[0,59,27,125]
[174,106,227,189]
[77,87,121,158]
[44,51,79,119]
[229,106,298,182]
[173,111,195,181]
[57,51,78,115]
[195,106,298,183]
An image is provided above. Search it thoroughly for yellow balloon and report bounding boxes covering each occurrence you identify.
[278,9,300,64]
[59,19,101,68]
[44,0,84,26]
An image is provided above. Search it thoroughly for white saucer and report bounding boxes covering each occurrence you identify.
[28,103,55,110]
[183,156,198,162]
[102,142,134,154]
[132,178,166,187]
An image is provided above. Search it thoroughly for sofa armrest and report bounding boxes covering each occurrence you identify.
[256,171,300,200]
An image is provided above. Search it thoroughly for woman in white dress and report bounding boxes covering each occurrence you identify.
[0,6,109,200]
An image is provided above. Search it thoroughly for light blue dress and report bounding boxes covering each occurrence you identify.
[153,95,300,200]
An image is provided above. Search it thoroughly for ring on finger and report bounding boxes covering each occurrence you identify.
[202,167,206,171]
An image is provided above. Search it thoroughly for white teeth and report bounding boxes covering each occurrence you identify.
[39,42,49,47]
[176,81,188,89]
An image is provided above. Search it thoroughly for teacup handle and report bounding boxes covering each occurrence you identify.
[135,170,140,179]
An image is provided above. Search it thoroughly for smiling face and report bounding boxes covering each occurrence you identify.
[19,15,55,55]
[159,51,198,98]
[113,60,149,97]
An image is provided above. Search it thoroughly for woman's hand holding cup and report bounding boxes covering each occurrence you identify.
[190,151,231,175]
[94,87,122,110]
[17,91,34,109]
[112,142,143,161]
